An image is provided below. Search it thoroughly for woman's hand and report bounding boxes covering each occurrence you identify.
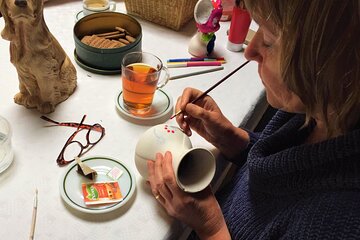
[175,88,228,138]
[175,87,250,159]
[147,152,230,240]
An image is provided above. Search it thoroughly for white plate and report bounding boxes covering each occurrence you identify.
[59,156,136,214]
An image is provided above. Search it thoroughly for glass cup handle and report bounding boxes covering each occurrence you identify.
[157,66,170,89]
[109,1,116,11]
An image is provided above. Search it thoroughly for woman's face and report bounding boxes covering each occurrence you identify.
[244,21,305,113]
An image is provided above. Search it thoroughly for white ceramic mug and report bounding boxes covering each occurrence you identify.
[83,0,116,16]
[135,124,216,193]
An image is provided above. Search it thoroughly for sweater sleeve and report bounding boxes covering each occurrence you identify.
[226,110,296,166]
[227,110,297,166]
[226,129,261,166]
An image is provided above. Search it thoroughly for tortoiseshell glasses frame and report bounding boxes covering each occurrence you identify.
[40,115,105,166]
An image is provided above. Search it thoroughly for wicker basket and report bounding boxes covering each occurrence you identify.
[124,0,198,31]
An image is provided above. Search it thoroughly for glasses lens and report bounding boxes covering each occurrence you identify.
[63,141,83,162]
[87,124,104,144]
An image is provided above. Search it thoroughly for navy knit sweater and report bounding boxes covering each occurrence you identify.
[217,110,360,239]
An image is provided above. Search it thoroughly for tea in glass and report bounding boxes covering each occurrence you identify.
[121,52,169,115]
[122,63,158,111]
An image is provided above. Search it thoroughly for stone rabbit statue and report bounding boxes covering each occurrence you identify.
[0,0,77,113]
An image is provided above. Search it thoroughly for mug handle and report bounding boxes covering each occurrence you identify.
[109,1,116,11]
[157,66,170,89]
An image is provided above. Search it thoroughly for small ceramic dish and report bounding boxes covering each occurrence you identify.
[73,12,142,72]
[59,155,136,214]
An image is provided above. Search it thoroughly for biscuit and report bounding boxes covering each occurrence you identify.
[96,31,120,37]
[80,25,136,48]
[87,35,99,46]
[93,37,106,48]
[81,35,92,45]
[118,38,130,45]
[125,35,136,43]
[109,40,120,48]
[98,39,112,48]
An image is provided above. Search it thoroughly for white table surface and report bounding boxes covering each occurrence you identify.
[0,1,263,239]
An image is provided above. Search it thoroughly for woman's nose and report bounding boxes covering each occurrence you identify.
[244,30,263,63]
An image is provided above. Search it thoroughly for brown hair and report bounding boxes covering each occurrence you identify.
[244,0,360,134]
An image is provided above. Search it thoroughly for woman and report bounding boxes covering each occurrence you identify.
[147,1,360,239]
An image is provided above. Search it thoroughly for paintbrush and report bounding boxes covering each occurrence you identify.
[170,60,250,119]
[29,189,38,240]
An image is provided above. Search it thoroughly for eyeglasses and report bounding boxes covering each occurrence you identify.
[41,115,105,166]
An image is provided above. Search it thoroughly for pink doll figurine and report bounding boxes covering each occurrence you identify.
[188,0,223,57]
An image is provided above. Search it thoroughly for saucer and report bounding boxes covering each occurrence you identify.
[74,50,121,75]
[115,89,174,125]
[75,10,85,22]
[59,156,136,214]
[75,10,118,22]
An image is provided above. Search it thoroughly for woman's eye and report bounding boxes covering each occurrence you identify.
[261,34,274,48]
[257,26,276,48]
[262,40,272,48]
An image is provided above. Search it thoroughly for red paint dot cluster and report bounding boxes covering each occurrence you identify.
[164,125,175,134]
